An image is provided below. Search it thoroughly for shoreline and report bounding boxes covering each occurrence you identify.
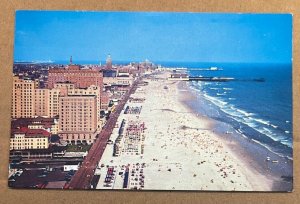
[95,71,292,191]
[178,81,293,191]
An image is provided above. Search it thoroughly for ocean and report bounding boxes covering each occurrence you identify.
[163,62,293,159]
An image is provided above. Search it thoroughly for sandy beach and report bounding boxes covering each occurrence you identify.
[95,71,291,191]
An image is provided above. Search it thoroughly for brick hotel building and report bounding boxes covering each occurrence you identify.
[34,88,60,118]
[12,76,39,118]
[47,64,103,89]
[12,76,61,118]
[59,95,98,145]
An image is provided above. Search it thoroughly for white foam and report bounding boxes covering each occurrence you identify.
[221,107,242,118]
[203,93,228,106]
[236,108,254,117]
[271,124,278,129]
[255,127,286,143]
[242,118,258,128]
[190,86,293,151]
[253,118,270,126]
[237,129,243,134]
[280,139,293,148]
[262,127,273,134]
[250,138,291,158]
[222,108,292,150]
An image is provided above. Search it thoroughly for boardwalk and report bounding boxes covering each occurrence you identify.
[68,79,140,189]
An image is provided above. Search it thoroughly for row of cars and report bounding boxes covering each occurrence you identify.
[103,166,116,187]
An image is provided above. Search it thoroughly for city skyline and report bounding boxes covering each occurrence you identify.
[15,11,292,64]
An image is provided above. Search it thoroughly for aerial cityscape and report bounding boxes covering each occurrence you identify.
[9,11,292,191]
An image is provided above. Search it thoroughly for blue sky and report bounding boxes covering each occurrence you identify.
[14,11,292,64]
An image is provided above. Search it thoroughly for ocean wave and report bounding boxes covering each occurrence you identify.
[271,124,278,129]
[252,125,293,148]
[242,118,292,149]
[204,93,283,135]
[203,93,228,106]
[250,139,290,158]
[256,127,279,141]
[221,107,243,118]
[280,139,293,149]
[236,108,254,117]
[237,129,243,134]
[254,138,292,159]
[210,87,219,90]
[233,129,292,159]
[241,118,289,144]
[198,91,293,150]
[223,105,254,118]
[223,87,233,90]
[204,94,253,120]
[241,118,258,128]
[252,118,270,126]
[249,117,281,132]
[263,127,273,134]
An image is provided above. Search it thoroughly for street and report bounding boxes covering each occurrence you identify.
[68,78,140,189]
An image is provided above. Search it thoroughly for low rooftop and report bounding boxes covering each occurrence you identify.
[12,127,51,138]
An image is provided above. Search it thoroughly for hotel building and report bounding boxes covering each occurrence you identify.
[47,64,103,89]
[10,127,50,150]
[12,76,61,118]
[67,85,101,117]
[12,76,39,118]
[34,88,60,117]
[58,95,98,145]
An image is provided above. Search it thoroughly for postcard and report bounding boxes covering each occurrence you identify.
[9,11,293,191]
